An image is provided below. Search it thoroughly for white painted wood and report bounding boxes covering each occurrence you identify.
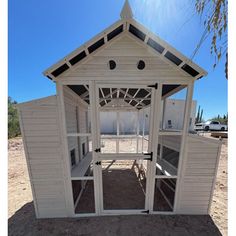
[97,153,152,160]
[120,0,133,19]
[18,90,221,217]
[17,95,57,108]
[136,111,140,153]
[89,81,101,215]
[188,133,221,145]
[174,82,194,213]
[102,210,145,215]
[159,131,182,136]
[71,152,92,178]
[67,133,91,137]
[116,111,120,153]
[154,175,177,179]
[17,0,219,218]
[37,208,67,218]
[148,83,163,213]
[17,108,40,218]
[60,78,191,85]
[158,135,182,152]
[57,83,75,217]
[100,135,138,139]
[60,35,192,82]
[43,15,206,82]
[207,143,222,213]
[17,95,70,218]
[176,134,222,214]
[18,86,221,217]
[63,86,89,163]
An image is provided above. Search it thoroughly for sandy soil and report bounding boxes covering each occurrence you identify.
[210,139,228,235]
[8,137,32,218]
[8,136,227,236]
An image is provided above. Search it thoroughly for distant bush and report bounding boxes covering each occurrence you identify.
[210,114,228,125]
[8,97,21,139]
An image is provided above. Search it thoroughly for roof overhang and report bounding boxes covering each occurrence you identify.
[43,2,207,81]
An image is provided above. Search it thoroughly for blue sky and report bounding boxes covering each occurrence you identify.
[8,0,227,120]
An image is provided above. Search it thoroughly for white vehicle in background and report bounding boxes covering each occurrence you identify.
[195,120,228,131]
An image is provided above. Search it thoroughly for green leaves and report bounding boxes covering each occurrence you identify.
[195,0,228,75]
[210,114,228,124]
[8,97,21,139]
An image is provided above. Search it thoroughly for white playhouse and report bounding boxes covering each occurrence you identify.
[18,1,222,218]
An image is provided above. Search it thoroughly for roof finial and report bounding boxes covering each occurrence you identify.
[120,0,133,19]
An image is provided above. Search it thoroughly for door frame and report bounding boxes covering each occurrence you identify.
[93,81,163,215]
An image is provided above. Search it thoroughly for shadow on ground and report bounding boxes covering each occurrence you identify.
[8,202,222,236]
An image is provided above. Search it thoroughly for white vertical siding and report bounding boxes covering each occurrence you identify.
[18,96,68,218]
[176,134,221,214]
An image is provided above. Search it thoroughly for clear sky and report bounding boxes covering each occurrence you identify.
[8,0,227,120]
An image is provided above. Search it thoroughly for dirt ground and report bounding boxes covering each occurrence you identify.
[8,136,227,236]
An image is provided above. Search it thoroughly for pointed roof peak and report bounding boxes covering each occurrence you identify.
[120,0,133,19]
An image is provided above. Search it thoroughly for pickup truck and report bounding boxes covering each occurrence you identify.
[194,120,228,131]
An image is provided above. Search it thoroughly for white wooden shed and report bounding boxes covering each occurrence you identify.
[17,1,222,218]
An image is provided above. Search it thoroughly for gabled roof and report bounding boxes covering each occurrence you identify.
[43,1,207,81]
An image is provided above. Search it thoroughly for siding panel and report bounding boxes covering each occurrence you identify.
[176,135,221,214]
[18,96,68,218]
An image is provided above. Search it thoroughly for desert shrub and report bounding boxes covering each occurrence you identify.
[8,97,21,138]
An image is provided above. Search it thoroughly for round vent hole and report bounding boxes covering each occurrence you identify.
[109,60,116,70]
[137,60,145,70]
